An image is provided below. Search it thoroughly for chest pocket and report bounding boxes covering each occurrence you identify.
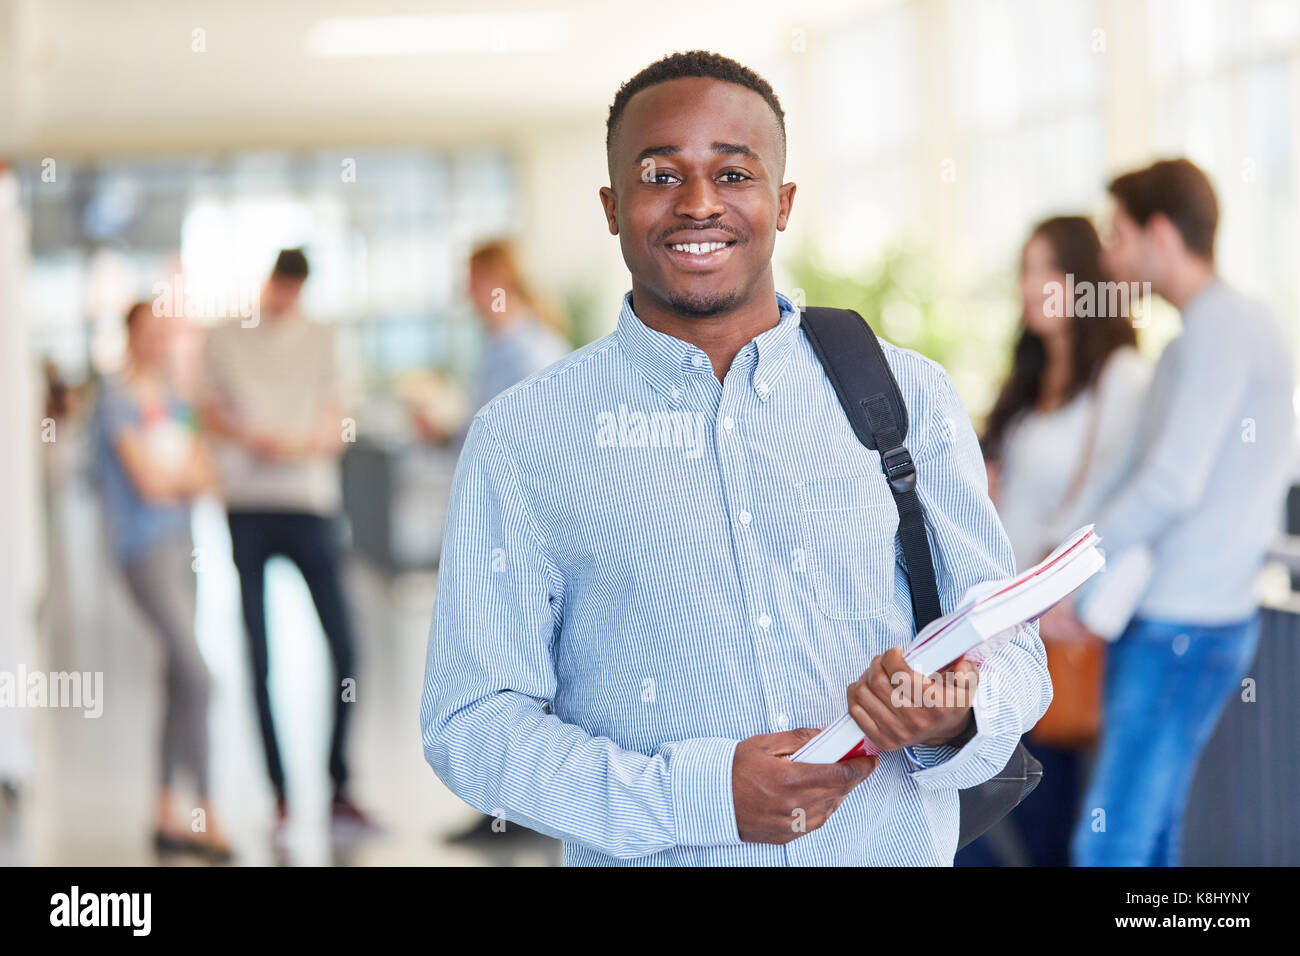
[796,476,899,621]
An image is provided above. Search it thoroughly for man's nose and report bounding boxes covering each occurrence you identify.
[673,177,725,221]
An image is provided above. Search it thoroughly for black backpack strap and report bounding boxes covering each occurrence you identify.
[804,306,1040,840]
[801,306,943,630]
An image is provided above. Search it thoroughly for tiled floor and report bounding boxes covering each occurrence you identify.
[0,468,559,867]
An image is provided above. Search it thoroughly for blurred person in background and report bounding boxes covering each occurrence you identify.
[971,216,1151,866]
[1056,159,1294,866]
[465,239,571,413]
[411,239,570,447]
[431,243,569,850]
[200,249,376,835]
[94,301,230,862]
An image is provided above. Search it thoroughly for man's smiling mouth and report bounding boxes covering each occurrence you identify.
[667,240,734,254]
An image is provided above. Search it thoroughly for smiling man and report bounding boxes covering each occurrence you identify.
[420,51,1051,865]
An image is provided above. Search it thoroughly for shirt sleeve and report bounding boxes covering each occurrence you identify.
[98,383,140,439]
[1087,319,1249,565]
[419,412,742,859]
[898,365,1054,791]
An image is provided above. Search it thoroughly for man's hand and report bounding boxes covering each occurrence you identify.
[732,729,878,844]
[847,647,978,751]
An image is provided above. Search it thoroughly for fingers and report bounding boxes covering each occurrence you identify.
[794,752,878,793]
[848,648,982,751]
[849,692,914,751]
[806,756,878,832]
[743,743,880,845]
[944,663,980,711]
[759,727,821,756]
[950,657,979,682]
[837,754,878,787]
[880,645,909,676]
[850,660,928,749]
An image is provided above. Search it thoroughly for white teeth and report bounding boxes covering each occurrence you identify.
[670,241,730,254]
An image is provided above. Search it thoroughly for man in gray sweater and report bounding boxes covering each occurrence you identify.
[1058,158,1294,865]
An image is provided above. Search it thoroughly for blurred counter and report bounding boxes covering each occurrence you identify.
[1182,539,1300,865]
[341,438,459,574]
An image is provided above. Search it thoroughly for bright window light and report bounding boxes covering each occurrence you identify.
[305,13,576,57]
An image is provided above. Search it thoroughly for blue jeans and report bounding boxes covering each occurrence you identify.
[1069,613,1260,866]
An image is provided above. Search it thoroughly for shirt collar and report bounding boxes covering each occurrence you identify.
[615,290,803,405]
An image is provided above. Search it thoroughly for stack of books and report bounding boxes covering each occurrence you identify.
[790,524,1106,765]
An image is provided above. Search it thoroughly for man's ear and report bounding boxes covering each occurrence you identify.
[1148,212,1183,256]
[776,181,797,231]
[598,186,619,236]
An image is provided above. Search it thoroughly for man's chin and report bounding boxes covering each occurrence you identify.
[665,288,740,318]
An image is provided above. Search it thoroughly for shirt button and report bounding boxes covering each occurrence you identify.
[738,510,752,526]
[756,381,770,398]
[691,353,705,368]
[757,613,771,629]
[671,387,681,401]
[776,712,790,730]
[722,416,734,431]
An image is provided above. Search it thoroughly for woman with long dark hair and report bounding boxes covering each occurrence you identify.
[975,216,1150,866]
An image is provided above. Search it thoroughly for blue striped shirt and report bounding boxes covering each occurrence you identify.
[421,290,1051,865]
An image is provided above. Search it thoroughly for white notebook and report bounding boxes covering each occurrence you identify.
[790,524,1106,765]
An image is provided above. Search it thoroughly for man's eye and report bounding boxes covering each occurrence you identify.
[720,171,751,183]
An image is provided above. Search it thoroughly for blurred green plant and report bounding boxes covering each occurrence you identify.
[790,240,948,359]
[557,278,605,348]
[787,241,1022,422]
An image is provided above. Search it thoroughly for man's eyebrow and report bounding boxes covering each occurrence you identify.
[633,145,680,165]
[711,142,759,161]
[630,142,762,166]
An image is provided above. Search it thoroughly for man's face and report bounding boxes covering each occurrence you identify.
[600,77,795,318]
[262,277,303,317]
[1101,202,1153,286]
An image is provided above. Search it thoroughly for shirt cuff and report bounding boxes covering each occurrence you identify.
[903,742,962,770]
[665,737,742,847]
[902,673,1025,792]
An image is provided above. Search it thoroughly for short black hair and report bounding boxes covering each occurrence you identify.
[271,248,309,281]
[606,51,786,170]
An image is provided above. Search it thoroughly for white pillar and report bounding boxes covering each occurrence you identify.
[0,0,42,786]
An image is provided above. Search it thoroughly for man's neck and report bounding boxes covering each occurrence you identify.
[1159,258,1216,311]
[630,278,782,382]
[261,306,299,325]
